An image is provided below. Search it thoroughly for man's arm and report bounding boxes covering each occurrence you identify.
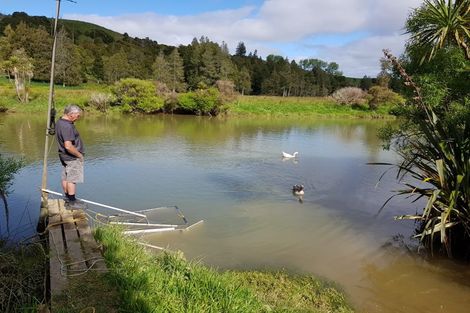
[64,140,84,160]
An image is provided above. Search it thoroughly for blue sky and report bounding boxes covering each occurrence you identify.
[1,0,422,77]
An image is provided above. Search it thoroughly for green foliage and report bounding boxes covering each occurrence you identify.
[111,78,163,113]
[405,0,470,62]
[367,86,405,110]
[402,46,469,103]
[177,87,222,115]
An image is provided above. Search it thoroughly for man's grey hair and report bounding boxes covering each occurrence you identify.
[64,104,82,115]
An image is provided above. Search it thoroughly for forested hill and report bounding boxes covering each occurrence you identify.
[0,11,365,96]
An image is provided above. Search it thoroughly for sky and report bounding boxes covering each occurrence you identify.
[0,0,423,78]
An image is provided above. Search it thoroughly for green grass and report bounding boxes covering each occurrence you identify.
[0,77,110,114]
[95,226,355,313]
[231,95,393,118]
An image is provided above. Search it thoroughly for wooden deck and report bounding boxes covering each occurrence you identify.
[47,198,107,302]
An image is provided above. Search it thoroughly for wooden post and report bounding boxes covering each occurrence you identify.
[39,0,61,232]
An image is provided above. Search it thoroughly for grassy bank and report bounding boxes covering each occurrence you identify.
[0,78,392,118]
[95,226,354,313]
[231,95,393,118]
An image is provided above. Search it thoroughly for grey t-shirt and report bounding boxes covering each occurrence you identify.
[56,118,84,161]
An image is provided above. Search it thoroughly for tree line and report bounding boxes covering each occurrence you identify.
[0,11,368,97]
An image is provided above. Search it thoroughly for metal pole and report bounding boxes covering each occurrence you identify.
[40,0,61,215]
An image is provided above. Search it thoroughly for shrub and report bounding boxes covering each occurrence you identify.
[331,87,367,106]
[87,92,113,112]
[177,92,197,113]
[112,78,163,113]
[177,87,222,116]
[367,86,405,109]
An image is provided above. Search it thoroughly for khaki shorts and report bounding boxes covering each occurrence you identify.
[61,159,84,183]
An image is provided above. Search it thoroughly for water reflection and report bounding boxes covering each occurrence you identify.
[0,113,468,313]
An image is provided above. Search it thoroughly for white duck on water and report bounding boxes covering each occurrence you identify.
[282,151,298,158]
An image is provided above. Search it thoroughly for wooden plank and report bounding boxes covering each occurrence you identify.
[60,206,88,273]
[49,226,67,293]
[75,216,107,271]
[48,197,109,308]
[48,199,67,297]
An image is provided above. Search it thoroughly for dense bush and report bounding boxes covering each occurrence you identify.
[112,78,163,113]
[177,87,222,116]
[331,87,367,107]
[367,86,404,109]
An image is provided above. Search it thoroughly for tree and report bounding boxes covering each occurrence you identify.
[376,57,392,87]
[167,48,186,92]
[235,42,246,56]
[2,49,34,103]
[235,66,251,95]
[406,0,470,62]
[152,51,171,84]
[55,28,83,86]
[360,75,373,90]
[103,50,130,83]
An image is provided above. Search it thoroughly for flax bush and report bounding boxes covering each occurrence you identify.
[379,50,470,259]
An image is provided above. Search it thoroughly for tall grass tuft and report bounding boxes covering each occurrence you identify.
[381,50,470,259]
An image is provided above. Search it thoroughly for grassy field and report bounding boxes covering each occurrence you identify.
[0,77,393,118]
[231,95,393,118]
[94,226,354,313]
[0,77,109,114]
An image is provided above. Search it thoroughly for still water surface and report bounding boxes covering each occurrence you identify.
[1,113,469,312]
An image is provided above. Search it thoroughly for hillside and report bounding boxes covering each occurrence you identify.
[0,11,124,44]
[0,11,364,95]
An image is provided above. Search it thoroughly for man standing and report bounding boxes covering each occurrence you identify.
[55,104,86,209]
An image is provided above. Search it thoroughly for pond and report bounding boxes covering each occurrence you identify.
[1,113,469,312]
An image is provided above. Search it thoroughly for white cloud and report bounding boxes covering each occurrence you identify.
[314,34,409,77]
[64,0,422,77]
